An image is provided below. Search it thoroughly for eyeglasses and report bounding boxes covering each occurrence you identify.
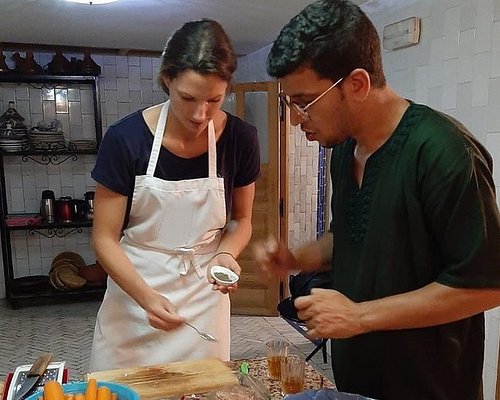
[279,76,344,120]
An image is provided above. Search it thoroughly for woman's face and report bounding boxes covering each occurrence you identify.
[163,70,229,134]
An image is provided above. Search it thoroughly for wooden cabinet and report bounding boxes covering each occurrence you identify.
[0,74,104,308]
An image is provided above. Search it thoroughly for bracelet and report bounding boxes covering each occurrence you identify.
[213,251,236,260]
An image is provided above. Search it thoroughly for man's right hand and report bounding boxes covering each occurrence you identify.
[252,237,298,281]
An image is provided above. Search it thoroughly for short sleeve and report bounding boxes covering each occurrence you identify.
[419,121,500,288]
[91,125,135,196]
[233,121,260,187]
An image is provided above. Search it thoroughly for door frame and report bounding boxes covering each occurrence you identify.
[231,81,289,314]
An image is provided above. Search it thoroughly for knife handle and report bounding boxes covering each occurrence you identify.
[27,352,53,377]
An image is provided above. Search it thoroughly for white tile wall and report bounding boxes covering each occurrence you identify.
[0,50,166,300]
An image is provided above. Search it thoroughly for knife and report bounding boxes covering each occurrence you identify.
[14,352,53,400]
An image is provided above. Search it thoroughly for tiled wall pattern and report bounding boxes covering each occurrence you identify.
[0,51,167,299]
[288,126,319,249]
[235,45,319,250]
[366,0,500,398]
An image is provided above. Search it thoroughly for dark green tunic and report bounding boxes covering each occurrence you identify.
[329,103,500,400]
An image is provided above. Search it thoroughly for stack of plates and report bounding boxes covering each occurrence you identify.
[29,130,67,151]
[0,136,29,152]
[69,139,97,151]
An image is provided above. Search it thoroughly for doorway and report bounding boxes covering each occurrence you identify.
[223,81,287,316]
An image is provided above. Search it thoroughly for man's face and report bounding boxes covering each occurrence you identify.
[279,66,349,148]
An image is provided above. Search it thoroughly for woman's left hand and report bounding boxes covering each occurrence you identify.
[207,252,241,294]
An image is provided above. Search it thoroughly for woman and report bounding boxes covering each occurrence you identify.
[89,19,260,371]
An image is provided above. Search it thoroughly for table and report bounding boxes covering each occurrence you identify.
[1,357,335,400]
[228,357,335,399]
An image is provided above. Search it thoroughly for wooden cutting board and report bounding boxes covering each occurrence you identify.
[86,358,239,399]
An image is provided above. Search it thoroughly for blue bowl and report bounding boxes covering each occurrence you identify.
[25,381,140,400]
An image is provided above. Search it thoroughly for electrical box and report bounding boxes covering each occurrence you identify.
[383,17,421,51]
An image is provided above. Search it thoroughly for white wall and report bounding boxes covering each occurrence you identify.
[365,0,500,398]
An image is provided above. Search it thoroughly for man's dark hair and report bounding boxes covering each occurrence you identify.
[267,0,386,88]
[157,18,237,94]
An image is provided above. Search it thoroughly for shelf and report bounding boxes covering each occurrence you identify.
[4,215,92,231]
[0,72,102,309]
[0,74,99,84]
[0,149,97,156]
[9,276,106,309]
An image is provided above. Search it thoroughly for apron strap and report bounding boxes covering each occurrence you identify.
[147,101,217,179]
[146,101,169,176]
[208,120,217,178]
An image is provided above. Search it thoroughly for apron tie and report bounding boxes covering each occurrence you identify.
[174,247,204,277]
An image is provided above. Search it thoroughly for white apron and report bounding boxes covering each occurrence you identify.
[89,101,230,371]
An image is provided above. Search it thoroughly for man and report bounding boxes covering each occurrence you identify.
[253,1,500,399]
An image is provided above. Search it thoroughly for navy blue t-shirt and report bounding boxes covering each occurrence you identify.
[92,110,260,222]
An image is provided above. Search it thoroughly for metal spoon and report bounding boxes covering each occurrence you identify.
[185,322,217,342]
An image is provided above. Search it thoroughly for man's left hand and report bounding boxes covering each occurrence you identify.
[295,288,364,339]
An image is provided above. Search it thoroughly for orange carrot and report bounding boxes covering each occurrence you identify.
[111,393,117,400]
[85,379,98,400]
[96,386,111,400]
[43,381,64,400]
[75,394,86,400]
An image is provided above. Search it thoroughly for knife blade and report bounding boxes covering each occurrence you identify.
[14,352,53,400]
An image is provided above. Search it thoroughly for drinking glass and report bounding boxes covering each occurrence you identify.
[265,339,290,380]
[280,354,306,395]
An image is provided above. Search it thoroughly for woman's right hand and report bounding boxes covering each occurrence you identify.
[142,290,185,331]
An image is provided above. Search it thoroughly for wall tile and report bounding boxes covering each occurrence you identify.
[488,78,500,132]
[28,87,43,114]
[141,79,153,105]
[444,6,461,60]
[80,88,94,115]
[10,187,25,213]
[69,101,82,126]
[104,89,118,115]
[15,85,29,101]
[67,86,81,102]
[128,56,140,67]
[116,56,129,78]
[128,65,141,91]
[117,77,130,102]
[491,21,500,77]
[101,55,116,66]
[118,101,130,120]
[461,2,478,31]
[476,0,495,53]
[472,52,491,106]
[140,57,153,79]
[82,114,96,139]
[129,90,142,111]
[103,65,117,90]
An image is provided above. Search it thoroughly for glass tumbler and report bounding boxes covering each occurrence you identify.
[265,339,290,380]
